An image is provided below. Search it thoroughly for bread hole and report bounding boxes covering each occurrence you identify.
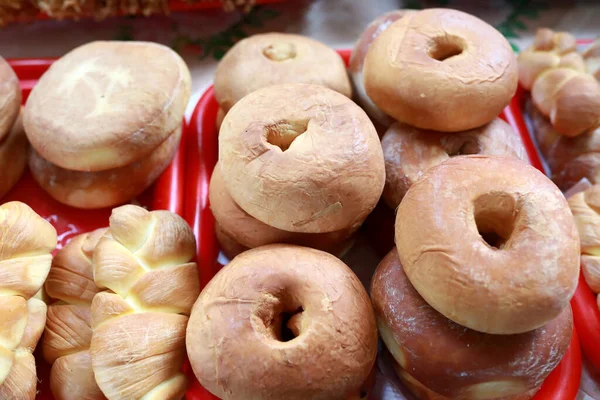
[473,192,517,250]
[263,43,297,61]
[429,35,465,62]
[278,306,304,342]
[265,119,309,152]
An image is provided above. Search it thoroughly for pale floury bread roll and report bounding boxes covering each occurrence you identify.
[0,56,21,142]
[568,185,600,294]
[43,229,107,400]
[0,201,57,399]
[24,41,191,172]
[214,32,351,113]
[90,205,199,400]
[0,111,28,199]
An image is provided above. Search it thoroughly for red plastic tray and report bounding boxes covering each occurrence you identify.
[509,38,600,375]
[3,57,186,399]
[183,49,582,400]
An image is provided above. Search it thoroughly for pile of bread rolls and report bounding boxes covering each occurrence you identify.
[183,7,583,400]
[519,29,600,189]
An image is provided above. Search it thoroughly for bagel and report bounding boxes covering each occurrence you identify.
[349,9,414,129]
[214,222,249,260]
[29,125,181,209]
[209,164,357,255]
[219,83,385,233]
[24,41,191,172]
[214,33,351,113]
[0,56,21,142]
[395,155,579,334]
[371,249,573,400]
[364,8,518,132]
[0,112,28,199]
[382,118,527,209]
[186,244,377,400]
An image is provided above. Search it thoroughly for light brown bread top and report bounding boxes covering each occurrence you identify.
[0,56,21,142]
[24,41,191,172]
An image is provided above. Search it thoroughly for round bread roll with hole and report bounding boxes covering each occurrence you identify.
[24,41,190,172]
[371,249,573,400]
[382,118,527,209]
[214,33,351,113]
[210,164,357,256]
[396,155,579,334]
[0,56,21,142]
[29,126,181,209]
[219,83,385,234]
[349,9,414,130]
[186,244,377,400]
[364,8,518,132]
[0,112,28,199]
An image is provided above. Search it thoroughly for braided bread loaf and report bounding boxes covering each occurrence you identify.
[0,201,57,399]
[519,28,600,137]
[583,38,600,79]
[90,205,199,400]
[568,185,600,294]
[43,228,107,400]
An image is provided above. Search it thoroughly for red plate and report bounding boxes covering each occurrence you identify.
[508,38,600,375]
[4,58,186,399]
[183,49,582,400]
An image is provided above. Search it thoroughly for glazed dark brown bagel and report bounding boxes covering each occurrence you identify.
[219,83,385,233]
[372,249,573,400]
[186,244,378,400]
[349,9,414,129]
[382,118,527,209]
[364,8,518,132]
[395,155,580,334]
[215,32,351,113]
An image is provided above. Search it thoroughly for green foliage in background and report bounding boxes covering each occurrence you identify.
[495,0,545,52]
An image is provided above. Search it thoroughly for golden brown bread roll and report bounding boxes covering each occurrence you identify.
[583,38,600,79]
[214,33,351,113]
[219,83,385,234]
[381,118,527,209]
[372,249,572,400]
[0,56,21,142]
[518,28,585,91]
[395,156,580,334]
[90,205,199,400]
[210,164,357,256]
[186,244,378,400]
[568,185,600,293]
[43,229,107,400]
[0,111,28,199]
[531,67,600,137]
[0,201,57,400]
[349,10,414,129]
[24,41,191,172]
[214,221,250,260]
[364,8,517,132]
[29,125,181,209]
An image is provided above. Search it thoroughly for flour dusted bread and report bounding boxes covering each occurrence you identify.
[364,8,518,132]
[24,41,191,172]
[219,83,385,234]
[0,202,57,400]
[382,118,527,209]
[395,156,579,334]
[90,205,199,400]
[186,244,377,400]
[0,56,21,142]
[0,111,28,199]
[214,33,351,113]
[372,249,573,400]
[43,229,106,400]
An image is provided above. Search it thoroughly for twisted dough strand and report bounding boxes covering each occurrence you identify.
[0,201,57,400]
[90,205,199,400]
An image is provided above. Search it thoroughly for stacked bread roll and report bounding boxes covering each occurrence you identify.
[43,229,106,400]
[23,41,191,209]
[0,57,27,199]
[583,37,600,79]
[352,8,526,211]
[90,205,199,399]
[568,185,600,310]
[519,28,600,137]
[0,201,57,399]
